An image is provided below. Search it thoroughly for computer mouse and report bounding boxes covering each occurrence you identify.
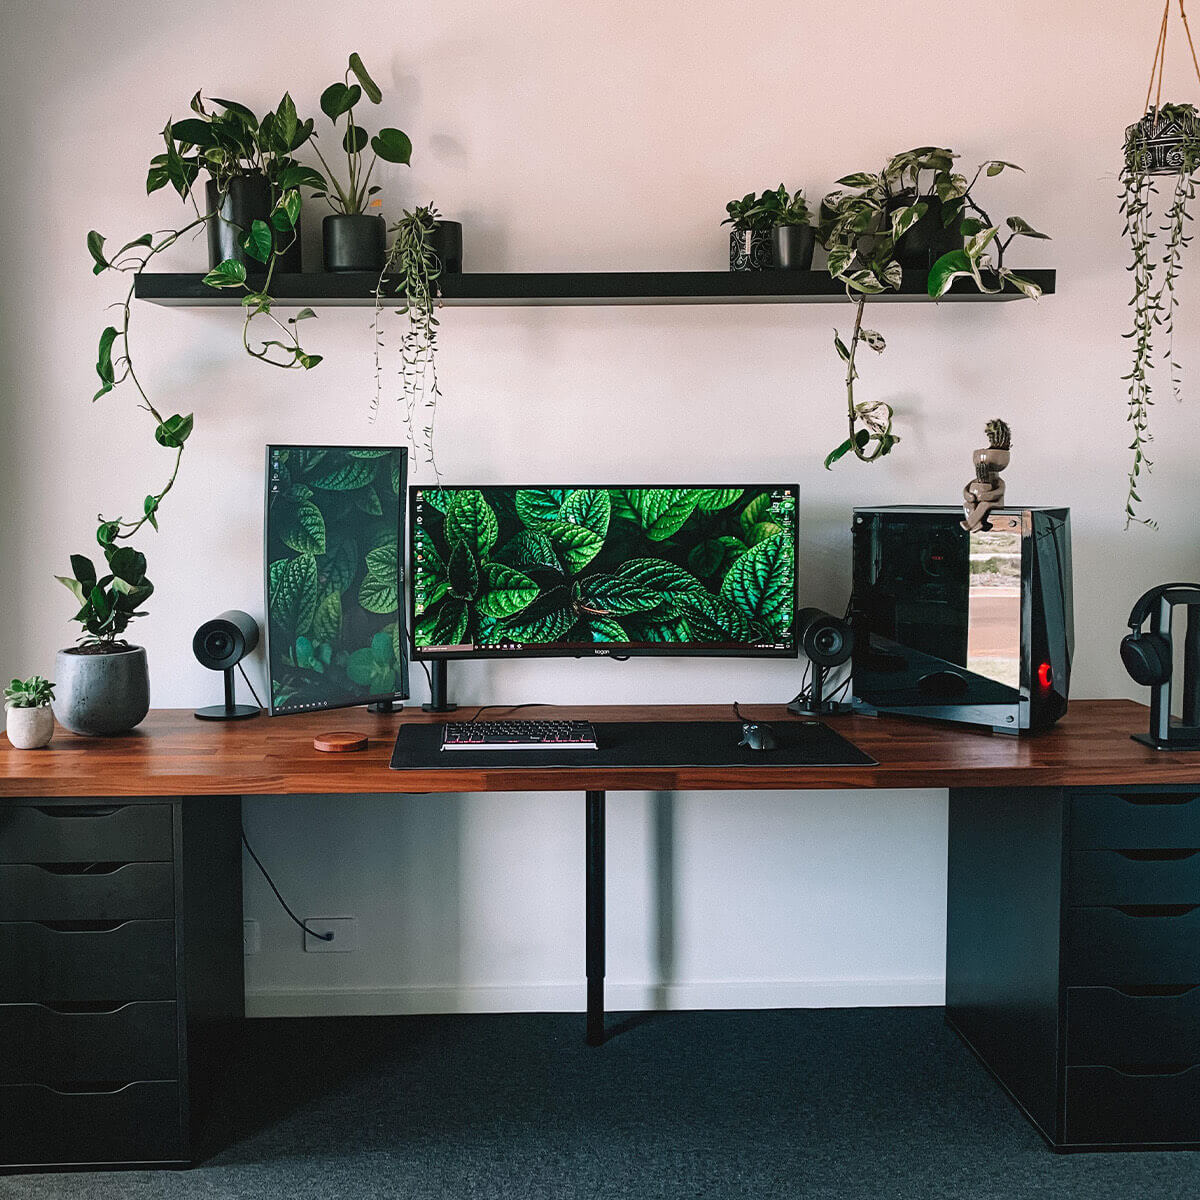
[739,721,778,752]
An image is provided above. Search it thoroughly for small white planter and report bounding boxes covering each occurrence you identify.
[5,703,55,749]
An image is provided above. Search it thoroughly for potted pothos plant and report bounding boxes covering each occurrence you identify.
[1120,101,1200,527]
[820,148,1047,469]
[53,548,154,736]
[756,185,816,270]
[374,204,462,473]
[309,53,414,272]
[722,192,775,270]
[5,676,56,750]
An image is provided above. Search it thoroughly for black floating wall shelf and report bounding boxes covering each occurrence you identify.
[133,269,1056,308]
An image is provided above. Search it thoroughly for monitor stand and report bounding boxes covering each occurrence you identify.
[787,663,853,718]
[422,660,458,714]
[367,699,403,714]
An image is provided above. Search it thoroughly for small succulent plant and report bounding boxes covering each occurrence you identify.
[5,676,55,708]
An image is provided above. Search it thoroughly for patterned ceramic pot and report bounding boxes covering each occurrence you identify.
[1125,107,1200,175]
[729,228,772,271]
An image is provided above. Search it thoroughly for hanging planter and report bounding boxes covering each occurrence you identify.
[1120,0,1200,528]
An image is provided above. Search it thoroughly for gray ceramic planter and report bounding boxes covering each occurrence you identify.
[53,645,150,736]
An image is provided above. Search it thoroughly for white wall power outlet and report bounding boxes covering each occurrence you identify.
[303,916,357,953]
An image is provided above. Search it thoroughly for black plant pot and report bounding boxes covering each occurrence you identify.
[771,225,815,271]
[206,175,302,273]
[426,220,463,274]
[323,214,386,273]
[889,195,962,271]
[729,228,772,271]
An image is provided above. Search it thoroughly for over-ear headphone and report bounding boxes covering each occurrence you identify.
[1120,583,1200,687]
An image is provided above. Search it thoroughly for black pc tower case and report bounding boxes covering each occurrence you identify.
[850,506,1073,734]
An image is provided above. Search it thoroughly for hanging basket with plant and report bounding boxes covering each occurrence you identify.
[1120,0,1200,528]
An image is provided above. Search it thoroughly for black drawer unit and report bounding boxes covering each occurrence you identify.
[947,784,1200,1150]
[0,796,243,1171]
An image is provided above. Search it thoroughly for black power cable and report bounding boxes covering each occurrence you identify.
[241,827,334,942]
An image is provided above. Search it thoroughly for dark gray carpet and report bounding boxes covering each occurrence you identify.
[7,1008,1199,1199]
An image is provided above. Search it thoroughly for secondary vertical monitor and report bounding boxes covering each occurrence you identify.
[265,445,409,714]
[410,484,798,658]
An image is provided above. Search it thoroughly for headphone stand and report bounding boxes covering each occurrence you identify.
[1123,585,1200,749]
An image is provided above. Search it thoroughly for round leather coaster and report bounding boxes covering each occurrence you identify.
[314,731,369,753]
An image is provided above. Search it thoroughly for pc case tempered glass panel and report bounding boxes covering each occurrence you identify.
[264,445,409,714]
[410,485,799,658]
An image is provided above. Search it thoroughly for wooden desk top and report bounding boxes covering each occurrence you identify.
[1,700,1197,798]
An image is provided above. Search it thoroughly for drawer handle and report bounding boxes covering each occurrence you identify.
[34,806,126,819]
[1115,984,1200,997]
[32,1000,138,1015]
[1112,904,1199,918]
[28,1080,148,1097]
[1116,793,1199,807]
[1115,849,1200,862]
[35,862,131,876]
[34,920,131,933]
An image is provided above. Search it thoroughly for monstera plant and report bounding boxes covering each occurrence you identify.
[412,487,795,650]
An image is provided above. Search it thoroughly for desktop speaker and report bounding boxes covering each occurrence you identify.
[850,506,1073,734]
[193,610,261,721]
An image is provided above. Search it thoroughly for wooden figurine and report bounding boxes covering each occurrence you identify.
[962,419,1011,532]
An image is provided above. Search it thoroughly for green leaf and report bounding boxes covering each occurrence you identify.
[277,164,327,192]
[320,82,361,120]
[445,490,499,558]
[70,554,98,586]
[739,493,772,534]
[927,249,974,299]
[87,231,108,274]
[477,562,540,619]
[834,332,852,363]
[498,591,577,643]
[890,201,928,241]
[588,617,628,642]
[720,532,794,634]
[154,412,194,448]
[624,488,697,540]
[96,521,119,547]
[836,172,882,189]
[612,558,707,614]
[416,600,468,648]
[348,53,383,104]
[359,572,398,614]
[202,258,247,288]
[692,488,744,512]
[282,500,326,555]
[371,127,412,165]
[354,486,383,516]
[1000,271,1043,301]
[364,539,398,580]
[240,218,273,264]
[493,529,561,575]
[320,538,358,593]
[269,554,320,635]
[560,488,611,541]
[343,125,368,154]
[311,589,342,642]
[371,629,394,664]
[746,520,782,545]
[309,458,376,490]
[984,160,1023,176]
[578,574,663,616]
[544,520,604,573]
[211,97,258,127]
[676,592,752,642]
[94,326,118,399]
[1005,215,1050,240]
[448,540,480,600]
[346,646,385,686]
[106,546,147,584]
[824,437,854,470]
[514,488,567,527]
[688,536,747,578]
[270,189,302,232]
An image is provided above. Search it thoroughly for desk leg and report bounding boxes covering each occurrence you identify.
[585,789,606,1046]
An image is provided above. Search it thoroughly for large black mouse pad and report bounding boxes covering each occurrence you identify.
[390,720,877,771]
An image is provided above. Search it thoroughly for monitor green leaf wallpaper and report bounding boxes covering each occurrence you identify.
[266,446,407,712]
[411,485,797,656]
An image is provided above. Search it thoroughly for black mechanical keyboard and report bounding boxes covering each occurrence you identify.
[440,719,599,751]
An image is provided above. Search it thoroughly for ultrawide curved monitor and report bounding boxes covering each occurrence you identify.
[409,484,799,659]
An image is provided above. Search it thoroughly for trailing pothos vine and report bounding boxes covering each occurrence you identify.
[373,204,444,476]
[1120,103,1200,528]
[74,93,323,636]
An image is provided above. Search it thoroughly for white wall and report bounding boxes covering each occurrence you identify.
[1,0,1196,1015]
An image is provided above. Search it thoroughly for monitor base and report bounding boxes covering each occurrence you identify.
[195,704,260,721]
[422,659,457,713]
